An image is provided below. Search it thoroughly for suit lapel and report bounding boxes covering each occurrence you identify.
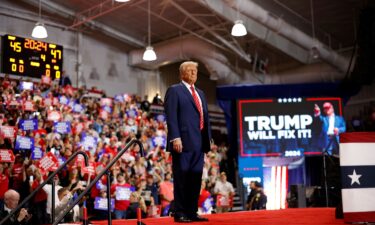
[179,82,200,112]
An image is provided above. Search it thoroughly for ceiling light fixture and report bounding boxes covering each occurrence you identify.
[231,0,247,37]
[31,0,48,39]
[143,0,157,61]
[114,0,130,2]
[231,20,247,37]
[309,0,320,60]
[311,46,320,59]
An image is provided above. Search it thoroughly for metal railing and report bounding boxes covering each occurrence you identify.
[53,138,144,225]
[0,150,89,225]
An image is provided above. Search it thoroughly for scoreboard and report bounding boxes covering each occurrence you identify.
[1,34,63,79]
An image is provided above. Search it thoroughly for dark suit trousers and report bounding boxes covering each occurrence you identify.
[172,149,204,218]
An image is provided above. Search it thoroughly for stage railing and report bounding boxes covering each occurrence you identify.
[53,138,145,225]
[235,170,246,211]
[0,151,89,225]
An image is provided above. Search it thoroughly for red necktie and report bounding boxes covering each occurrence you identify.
[190,86,204,130]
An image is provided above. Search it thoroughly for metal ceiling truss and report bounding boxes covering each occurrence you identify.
[20,0,145,47]
[134,3,230,53]
[168,0,252,64]
[199,0,311,64]
[69,0,142,29]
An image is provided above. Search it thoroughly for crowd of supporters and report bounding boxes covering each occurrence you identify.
[0,74,232,224]
[347,102,375,132]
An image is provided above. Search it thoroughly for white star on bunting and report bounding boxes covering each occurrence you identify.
[348,169,362,185]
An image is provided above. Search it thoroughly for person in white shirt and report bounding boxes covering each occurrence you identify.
[42,175,62,222]
[213,172,234,213]
[42,175,83,223]
[55,187,80,222]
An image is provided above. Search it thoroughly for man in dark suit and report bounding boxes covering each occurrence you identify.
[0,189,31,225]
[313,102,346,156]
[164,61,212,223]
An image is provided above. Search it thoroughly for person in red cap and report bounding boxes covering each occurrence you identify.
[313,102,346,156]
[104,136,118,157]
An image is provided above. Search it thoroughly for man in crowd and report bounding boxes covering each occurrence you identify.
[0,189,31,225]
[213,172,234,213]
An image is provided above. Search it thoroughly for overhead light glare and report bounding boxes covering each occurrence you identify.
[114,0,130,2]
[31,0,48,39]
[143,0,157,61]
[143,46,157,61]
[231,20,247,37]
[32,22,48,39]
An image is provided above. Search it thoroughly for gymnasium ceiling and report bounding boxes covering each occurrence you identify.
[4,0,368,84]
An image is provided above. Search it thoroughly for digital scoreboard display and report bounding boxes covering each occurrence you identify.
[1,34,63,79]
[238,97,345,157]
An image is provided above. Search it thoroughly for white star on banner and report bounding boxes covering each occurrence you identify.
[348,169,362,185]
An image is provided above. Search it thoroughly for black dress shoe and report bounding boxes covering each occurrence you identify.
[174,216,193,223]
[190,215,209,222]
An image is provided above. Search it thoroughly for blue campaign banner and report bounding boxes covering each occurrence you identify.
[94,197,115,211]
[54,121,71,134]
[20,81,33,91]
[102,105,112,113]
[162,204,170,216]
[15,136,34,150]
[73,103,84,113]
[126,109,138,118]
[31,146,44,160]
[81,134,98,151]
[19,119,38,131]
[155,114,166,122]
[124,125,138,133]
[238,156,263,179]
[114,94,125,103]
[152,136,166,149]
[115,186,135,200]
[57,156,66,166]
[201,196,214,213]
[68,100,75,109]
[96,180,105,190]
[59,95,70,105]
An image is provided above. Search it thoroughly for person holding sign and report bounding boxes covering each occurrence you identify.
[164,61,212,222]
[55,187,80,223]
[110,172,132,219]
[213,172,234,213]
[126,192,147,219]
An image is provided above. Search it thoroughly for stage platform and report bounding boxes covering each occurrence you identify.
[84,208,345,225]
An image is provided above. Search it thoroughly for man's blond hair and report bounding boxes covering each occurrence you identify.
[179,61,198,75]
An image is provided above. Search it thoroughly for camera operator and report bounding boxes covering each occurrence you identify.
[0,189,32,225]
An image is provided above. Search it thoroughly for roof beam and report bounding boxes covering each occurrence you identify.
[69,0,144,29]
[169,0,252,64]
[20,0,145,47]
[198,0,310,64]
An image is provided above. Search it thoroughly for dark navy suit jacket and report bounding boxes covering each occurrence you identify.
[164,82,212,155]
[313,114,346,154]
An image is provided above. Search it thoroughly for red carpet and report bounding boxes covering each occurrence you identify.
[90,208,345,225]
